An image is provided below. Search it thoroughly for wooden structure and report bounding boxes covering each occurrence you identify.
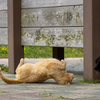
[84,0,100,80]
[0,0,100,80]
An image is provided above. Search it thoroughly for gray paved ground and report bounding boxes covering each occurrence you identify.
[0,58,100,100]
[0,74,100,100]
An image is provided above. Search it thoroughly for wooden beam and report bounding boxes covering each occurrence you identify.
[84,0,100,80]
[8,0,24,74]
[53,47,64,60]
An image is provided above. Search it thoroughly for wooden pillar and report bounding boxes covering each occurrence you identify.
[84,0,100,80]
[53,47,64,60]
[8,0,24,74]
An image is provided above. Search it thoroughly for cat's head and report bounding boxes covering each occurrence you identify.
[62,73,74,85]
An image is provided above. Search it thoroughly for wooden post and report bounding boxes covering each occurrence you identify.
[53,47,64,60]
[8,0,24,74]
[84,0,100,80]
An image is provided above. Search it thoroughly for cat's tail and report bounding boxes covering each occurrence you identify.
[0,68,23,84]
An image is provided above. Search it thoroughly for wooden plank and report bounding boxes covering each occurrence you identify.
[0,0,7,10]
[0,11,7,27]
[22,0,83,8]
[0,28,8,45]
[21,6,83,27]
[21,27,83,47]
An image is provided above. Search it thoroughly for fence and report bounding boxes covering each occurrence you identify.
[0,0,100,80]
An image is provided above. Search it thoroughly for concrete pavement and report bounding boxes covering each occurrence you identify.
[0,74,100,100]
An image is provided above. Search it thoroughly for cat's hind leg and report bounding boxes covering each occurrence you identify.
[16,58,24,73]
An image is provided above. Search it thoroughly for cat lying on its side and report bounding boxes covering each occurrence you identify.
[0,58,74,85]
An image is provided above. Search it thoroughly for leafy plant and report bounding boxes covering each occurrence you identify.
[66,97,70,99]
[1,47,8,54]
[0,64,8,72]
[0,90,9,93]
[39,93,70,99]
[76,77,100,84]
[41,93,53,97]
[39,92,53,97]
[0,46,8,58]
[59,95,64,98]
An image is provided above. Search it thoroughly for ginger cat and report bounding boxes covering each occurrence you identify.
[0,58,74,84]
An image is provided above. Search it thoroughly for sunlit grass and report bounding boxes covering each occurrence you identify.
[24,46,52,58]
[0,45,83,58]
[0,64,8,72]
[64,47,83,58]
[76,77,100,84]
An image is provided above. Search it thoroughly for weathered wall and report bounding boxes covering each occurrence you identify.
[0,0,83,47]
[22,27,83,47]
[21,0,83,47]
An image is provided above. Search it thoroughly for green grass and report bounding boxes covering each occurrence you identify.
[0,90,9,93]
[0,45,83,58]
[64,47,83,57]
[76,77,100,84]
[39,92,71,99]
[0,64,8,72]
[42,93,53,97]
[24,46,52,58]
[0,45,8,58]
